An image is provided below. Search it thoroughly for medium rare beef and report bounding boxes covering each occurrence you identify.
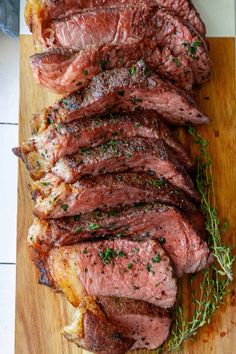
[51,138,199,200]
[65,296,171,352]
[30,39,195,93]
[25,0,206,46]
[63,297,135,354]
[29,203,211,276]
[13,112,192,181]
[32,172,197,219]
[29,4,209,92]
[96,297,172,350]
[46,239,177,308]
[30,61,209,127]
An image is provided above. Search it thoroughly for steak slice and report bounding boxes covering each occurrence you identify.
[31,61,209,127]
[29,203,210,277]
[46,239,177,308]
[32,172,197,219]
[25,0,205,44]
[63,297,135,354]
[30,39,195,93]
[13,112,192,181]
[51,138,198,200]
[96,297,172,350]
[29,4,209,92]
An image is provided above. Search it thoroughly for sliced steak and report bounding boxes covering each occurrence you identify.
[32,172,197,219]
[96,297,172,350]
[29,203,210,277]
[63,297,135,354]
[51,138,198,200]
[46,239,177,308]
[30,39,195,93]
[31,61,209,127]
[25,0,205,44]
[29,4,209,92]
[13,111,192,181]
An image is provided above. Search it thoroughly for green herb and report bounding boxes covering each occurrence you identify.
[146,263,152,272]
[83,69,89,75]
[98,248,126,265]
[172,57,181,67]
[125,153,132,159]
[128,64,137,75]
[107,210,120,217]
[75,227,83,234]
[127,263,133,270]
[98,58,109,71]
[152,253,161,263]
[131,96,143,104]
[163,126,234,352]
[47,118,54,125]
[88,223,100,230]
[61,204,69,212]
[134,122,141,128]
[73,215,80,221]
[183,40,201,59]
[150,178,165,188]
[116,233,124,238]
[40,182,50,187]
[158,237,166,244]
[117,250,126,258]
[82,249,88,254]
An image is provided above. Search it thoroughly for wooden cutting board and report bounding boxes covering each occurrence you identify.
[15,36,236,354]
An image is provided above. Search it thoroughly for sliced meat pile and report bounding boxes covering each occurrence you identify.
[27,1,209,93]
[15,1,213,353]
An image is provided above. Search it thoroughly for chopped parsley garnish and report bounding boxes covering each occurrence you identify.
[152,253,161,263]
[83,69,89,75]
[125,153,132,159]
[116,233,124,238]
[73,215,80,221]
[88,223,100,230]
[172,57,181,67]
[131,96,143,104]
[150,178,165,188]
[183,40,201,59]
[107,210,120,217]
[75,227,83,234]
[82,249,88,254]
[98,58,109,71]
[61,204,69,212]
[128,64,137,75]
[158,236,166,244]
[40,182,50,187]
[98,248,126,265]
[134,122,141,128]
[147,263,152,272]
[127,263,133,270]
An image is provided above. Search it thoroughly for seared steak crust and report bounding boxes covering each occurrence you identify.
[51,138,198,199]
[63,297,135,354]
[32,172,197,219]
[30,39,195,93]
[47,239,177,308]
[29,4,209,92]
[29,203,210,277]
[30,61,209,128]
[14,112,192,178]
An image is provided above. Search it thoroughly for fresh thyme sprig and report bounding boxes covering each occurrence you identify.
[158,126,234,353]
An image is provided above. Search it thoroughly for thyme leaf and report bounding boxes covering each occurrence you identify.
[161,127,234,353]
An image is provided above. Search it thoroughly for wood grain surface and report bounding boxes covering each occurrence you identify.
[15,36,236,354]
